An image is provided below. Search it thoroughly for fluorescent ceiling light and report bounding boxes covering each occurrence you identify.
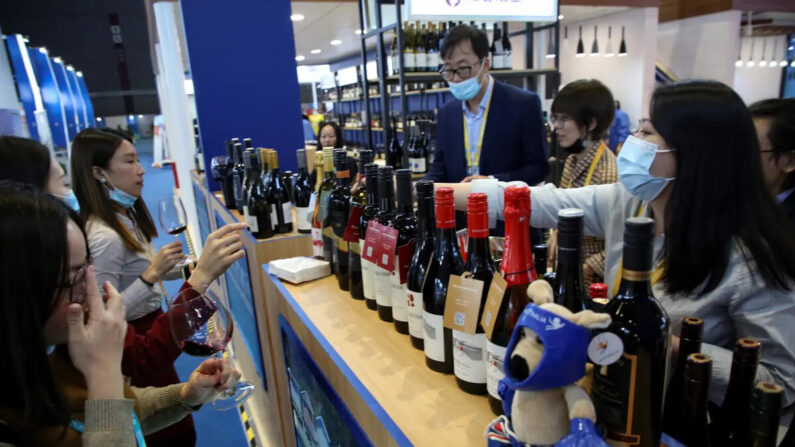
[311,49,321,54]
[96,117,102,122]
[76,71,84,77]
[137,114,143,118]
[290,14,304,21]
[330,40,342,46]
[53,57,62,63]
[66,65,75,71]
[38,47,48,54]
[355,29,362,35]
[295,55,306,61]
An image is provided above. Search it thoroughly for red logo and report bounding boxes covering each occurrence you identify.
[446,0,461,6]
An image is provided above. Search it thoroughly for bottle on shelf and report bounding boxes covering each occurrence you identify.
[709,338,762,446]
[259,148,271,191]
[487,185,535,415]
[293,149,313,234]
[232,141,246,210]
[408,128,428,174]
[319,147,337,268]
[415,21,427,74]
[353,149,373,204]
[374,166,397,321]
[427,23,439,72]
[390,29,399,75]
[591,217,670,446]
[329,149,352,291]
[348,150,372,300]
[662,317,704,433]
[386,120,403,169]
[360,163,381,311]
[311,150,326,258]
[193,119,204,173]
[243,151,273,239]
[423,187,464,374]
[553,209,586,313]
[406,180,434,351]
[660,353,713,447]
[747,382,783,447]
[390,169,418,334]
[403,22,416,73]
[490,23,505,70]
[501,22,513,70]
[453,193,494,395]
[532,243,548,279]
[265,150,293,234]
[219,139,238,209]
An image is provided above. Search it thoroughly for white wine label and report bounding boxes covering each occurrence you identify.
[588,332,624,366]
[503,53,513,70]
[492,54,504,70]
[427,52,440,70]
[406,288,424,339]
[404,53,415,69]
[424,311,445,362]
[361,238,376,299]
[391,255,408,322]
[453,331,487,384]
[374,266,392,307]
[296,206,312,231]
[415,52,427,71]
[311,227,323,257]
[282,202,293,224]
[486,340,507,399]
[242,205,250,220]
[270,207,278,229]
[415,158,426,173]
[243,206,260,233]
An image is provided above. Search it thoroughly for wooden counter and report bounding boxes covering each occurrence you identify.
[263,267,496,447]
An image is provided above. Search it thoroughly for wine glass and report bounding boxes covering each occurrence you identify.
[167,287,255,410]
[158,197,194,268]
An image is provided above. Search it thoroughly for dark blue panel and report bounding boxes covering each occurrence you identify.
[51,59,79,140]
[76,74,95,123]
[5,34,40,141]
[28,48,68,149]
[193,182,211,247]
[180,0,304,192]
[66,69,87,130]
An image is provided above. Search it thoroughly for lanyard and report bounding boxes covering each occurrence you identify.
[69,412,147,447]
[566,142,606,188]
[610,202,664,297]
[462,82,494,173]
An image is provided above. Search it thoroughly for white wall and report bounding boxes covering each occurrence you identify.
[657,10,741,85]
[733,35,787,105]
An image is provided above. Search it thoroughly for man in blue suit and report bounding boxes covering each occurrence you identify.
[425,25,549,185]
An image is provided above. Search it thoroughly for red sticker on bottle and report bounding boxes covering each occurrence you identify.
[343,204,364,243]
[374,224,399,271]
[397,239,417,284]
[361,222,382,265]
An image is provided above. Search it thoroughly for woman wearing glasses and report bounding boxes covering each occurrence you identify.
[749,99,795,225]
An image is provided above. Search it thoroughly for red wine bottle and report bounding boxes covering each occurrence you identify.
[360,163,380,311]
[710,338,762,446]
[374,166,396,321]
[319,147,337,269]
[553,208,586,313]
[347,150,372,300]
[423,187,463,374]
[329,149,352,291]
[660,353,713,447]
[486,185,535,415]
[232,141,246,210]
[406,180,434,350]
[454,193,494,395]
[243,151,273,239]
[747,382,783,447]
[663,317,704,434]
[293,149,313,234]
[390,169,417,334]
[266,150,293,234]
[591,217,670,446]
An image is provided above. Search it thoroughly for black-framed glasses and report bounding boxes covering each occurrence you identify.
[548,113,574,128]
[59,259,91,304]
[439,60,482,81]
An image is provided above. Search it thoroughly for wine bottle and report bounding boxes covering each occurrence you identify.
[259,148,271,191]
[360,163,380,311]
[710,338,762,446]
[293,149,313,234]
[406,180,434,350]
[329,149,352,291]
[779,416,794,447]
[243,151,273,239]
[454,193,494,395]
[427,23,439,72]
[266,150,293,234]
[374,166,396,321]
[232,142,246,210]
[409,130,428,175]
[591,217,670,446]
[423,187,464,374]
[403,22,415,73]
[319,147,337,268]
[387,121,403,169]
[415,22,427,74]
[390,169,418,334]
[219,139,238,209]
[486,185,535,415]
[348,150,373,300]
[532,243,548,279]
[662,317,704,436]
[491,23,504,70]
[390,29,399,75]
[501,22,512,70]
[311,150,325,258]
[353,149,373,204]
[554,208,586,313]
[747,382,783,447]
[661,353,713,447]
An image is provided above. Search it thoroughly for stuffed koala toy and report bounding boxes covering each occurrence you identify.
[486,280,611,447]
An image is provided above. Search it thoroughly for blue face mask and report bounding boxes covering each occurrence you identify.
[101,173,138,209]
[447,62,485,101]
[57,189,81,213]
[617,135,676,202]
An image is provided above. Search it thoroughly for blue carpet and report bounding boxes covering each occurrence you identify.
[136,138,248,447]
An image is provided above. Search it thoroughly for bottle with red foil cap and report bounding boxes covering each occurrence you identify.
[422,187,463,374]
[454,193,495,395]
[589,282,609,311]
[486,185,535,415]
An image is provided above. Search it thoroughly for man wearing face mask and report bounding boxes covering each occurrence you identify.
[424,25,549,187]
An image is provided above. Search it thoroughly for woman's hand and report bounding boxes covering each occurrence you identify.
[67,266,127,400]
[180,358,241,407]
[188,223,247,289]
[141,241,185,284]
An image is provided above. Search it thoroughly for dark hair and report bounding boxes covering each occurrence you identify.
[0,136,51,189]
[317,121,344,149]
[441,25,490,61]
[70,128,157,253]
[651,80,795,295]
[749,98,795,191]
[551,79,615,141]
[0,181,85,436]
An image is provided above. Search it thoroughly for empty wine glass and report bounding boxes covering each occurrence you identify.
[158,197,194,267]
[167,287,255,410]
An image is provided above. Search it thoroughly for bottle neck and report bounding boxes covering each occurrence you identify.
[615,240,654,299]
[380,188,394,212]
[466,236,491,270]
[725,358,759,404]
[678,338,703,370]
[436,227,459,253]
[502,207,534,287]
[366,183,378,206]
[417,196,435,240]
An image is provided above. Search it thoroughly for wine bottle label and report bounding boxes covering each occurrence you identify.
[390,54,398,74]
[406,288,424,339]
[296,206,312,231]
[503,53,512,70]
[322,226,334,238]
[415,157,426,173]
[427,52,439,71]
[312,228,324,257]
[374,266,392,307]
[415,52,427,71]
[486,340,507,399]
[588,332,624,366]
[282,202,292,224]
[333,233,349,253]
[591,352,643,445]
[404,53,415,70]
[361,238,376,299]
[423,311,446,362]
[318,190,331,221]
[492,54,504,70]
[453,330,487,384]
[243,206,259,233]
[391,255,408,323]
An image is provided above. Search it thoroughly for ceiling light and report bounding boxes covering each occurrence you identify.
[76,71,83,77]
[137,114,143,118]
[290,14,304,21]
[66,65,75,71]
[355,29,362,35]
[295,55,305,61]
[128,115,134,120]
[311,49,321,54]
[590,25,599,56]
[330,40,342,46]
[53,57,62,63]
[558,15,564,20]
[38,47,48,54]
[576,25,585,57]
[618,26,627,56]
[604,26,614,57]
[96,117,102,122]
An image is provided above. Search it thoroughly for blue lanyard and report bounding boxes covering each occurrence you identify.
[69,412,147,447]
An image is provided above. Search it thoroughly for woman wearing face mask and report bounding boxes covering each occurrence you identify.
[0,182,241,447]
[546,79,618,283]
[439,80,795,414]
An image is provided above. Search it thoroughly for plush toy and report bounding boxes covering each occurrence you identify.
[485,280,611,447]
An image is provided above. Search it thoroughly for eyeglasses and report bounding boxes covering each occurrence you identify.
[58,259,91,304]
[548,114,574,128]
[439,60,482,81]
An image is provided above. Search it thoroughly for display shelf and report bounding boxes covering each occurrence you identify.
[386,67,558,84]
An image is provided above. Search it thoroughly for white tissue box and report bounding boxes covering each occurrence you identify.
[269,257,331,284]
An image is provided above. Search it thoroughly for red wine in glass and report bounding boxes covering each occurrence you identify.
[158,197,194,267]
